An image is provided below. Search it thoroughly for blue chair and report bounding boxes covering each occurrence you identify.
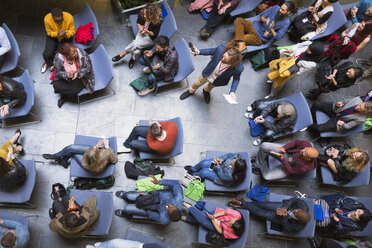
[73,3,99,50]
[229,0,262,17]
[129,1,177,39]
[155,38,195,94]
[348,196,372,237]
[0,23,20,74]
[341,3,355,28]
[265,193,315,238]
[0,211,29,227]
[0,69,40,128]
[137,117,183,161]
[78,44,115,103]
[70,189,113,238]
[125,228,170,248]
[0,160,36,208]
[203,151,251,193]
[197,202,250,248]
[70,135,117,179]
[315,111,365,137]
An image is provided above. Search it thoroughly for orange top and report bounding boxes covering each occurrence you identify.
[146,121,177,155]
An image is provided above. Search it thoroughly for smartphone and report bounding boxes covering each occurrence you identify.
[209,162,216,170]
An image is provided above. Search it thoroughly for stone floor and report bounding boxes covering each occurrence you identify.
[0,0,371,247]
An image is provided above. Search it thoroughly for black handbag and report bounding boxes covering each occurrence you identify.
[50,183,66,201]
[205,231,230,247]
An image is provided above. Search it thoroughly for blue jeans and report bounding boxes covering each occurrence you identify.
[123,125,154,153]
[55,144,90,166]
[191,159,217,181]
[186,206,215,231]
[121,191,149,217]
[139,55,165,89]
[242,201,282,224]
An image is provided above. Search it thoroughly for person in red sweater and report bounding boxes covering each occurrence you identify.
[123,119,177,155]
[251,140,319,180]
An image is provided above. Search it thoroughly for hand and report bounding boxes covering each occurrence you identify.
[213,156,222,165]
[0,105,9,117]
[265,17,270,25]
[276,207,287,216]
[207,212,214,219]
[0,218,2,224]
[7,145,14,159]
[68,72,74,79]
[153,63,161,70]
[332,213,340,222]
[308,6,315,12]
[342,37,351,46]
[229,92,236,101]
[254,116,265,124]
[269,21,275,29]
[335,102,344,108]
[68,197,76,209]
[325,74,335,80]
[72,72,78,80]
[58,30,64,37]
[270,151,284,159]
[97,140,104,148]
[335,208,343,215]
[351,6,358,18]
[190,46,200,55]
[143,50,153,57]
[337,120,345,126]
[217,0,223,10]
[103,138,109,149]
[150,175,160,185]
[218,6,227,15]
[277,147,286,153]
[330,147,339,158]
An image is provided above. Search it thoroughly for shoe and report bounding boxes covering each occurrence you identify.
[228,202,242,208]
[86,245,95,248]
[57,97,67,108]
[246,106,253,112]
[115,191,127,200]
[264,95,272,99]
[112,54,123,62]
[253,138,262,146]
[250,157,256,164]
[229,198,244,206]
[138,87,155,96]
[41,62,48,74]
[252,165,262,175]
[15,143,24,156]
[200,28,210,38]
[300,127,308,132]
[305,93,316,100]
[244,113,253,119]
[128,58,135,69]
[356,59,371,66]
[179,90,193,100]
[202,89,210,104]
[117,145,132,153]
[50,66,55,72]
[115,209,130,218]
[266,79,273,84]
[143,67,151,74]
[14,128,21,143]
[238,42,247,53]
[49,208,56,219]
[184,165,194,175]
[59,159,69,169]
[42,153,57,160]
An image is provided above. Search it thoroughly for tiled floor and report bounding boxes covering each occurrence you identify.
[0,0,371,247]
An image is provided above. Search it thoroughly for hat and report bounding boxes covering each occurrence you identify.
[277,104,295,118]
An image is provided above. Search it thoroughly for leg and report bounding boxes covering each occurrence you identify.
[260,129,276,142]
[310,101,334,121]
[124,125,151,148]
[123,191,141,203]
[193,168,217,181]
[256,142,282,166]
[235,19,262,46]
[122,203,149,217]
[242,202,283,224]
[187,206,216,231]
[260,162,290,180]
[72,154,83,166]
[147,73,165,89]
[126,139,154,153]
[54,144,91,160]
[203,82,215,93]
[189,74,209,93]
[191,158,214,172]
[203,4,231,34]
[42,36,58,67]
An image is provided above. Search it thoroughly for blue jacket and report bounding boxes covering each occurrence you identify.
[253,6,290,43]
[199,45,244,93]
[351,0,372,23]
[0,220,29,248]
[213,153,240,186]
[146,179,183,225]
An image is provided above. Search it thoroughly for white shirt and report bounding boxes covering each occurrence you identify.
[0,27,11,56]
[206,61,231,83]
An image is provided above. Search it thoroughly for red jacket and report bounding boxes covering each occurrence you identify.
[146,121,177,155]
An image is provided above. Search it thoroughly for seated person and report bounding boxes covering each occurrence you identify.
[188,0,214,13]
[229,197,311,233]
[306,61,363,100]
[344,0,372,24]
[52,42,94,108]
[123,119,177,156]
[112,3,162,68]
[246,100,297,146]
[0,145,27,190]
[317,143,369,184]
[289,0,337,42]
[138,36,179,96]
[42,138,118,172]
[0,75,27,117]
[251,140,319,180]
[87,239,162,248]
[0,129,23,166]
[226,2,296,52]
[49,195,100,238]
[310,96,372,133]
[317,194,372,235]
[181,202,245,240]
[0,217,29,248]
[0,26,11,69]
[115,177,183,225]
[184,153,247,187]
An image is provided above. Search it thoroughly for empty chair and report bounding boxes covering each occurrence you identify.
[229,0,262,17]
[0,160,36,208]
[70,135,117,179]
[73,3,99,50]
[124,228,170,248]
[316,111,365,137]
[0,23,20,74]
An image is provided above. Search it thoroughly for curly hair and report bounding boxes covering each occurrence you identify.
[0,157,9,176]
[141,3,162,25]
[342,148,369,172]
[58,42,74,56]
[224,46,242,68]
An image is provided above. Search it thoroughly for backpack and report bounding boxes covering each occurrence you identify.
[264,45,279,65]
[73,176,115,190]
[95,176,115,189]
[135,191,160,210]
[250,45,279,71]
[51,183,67,200]
[184,180,205,202]
[130,76,150,91]
[205,231,230,247]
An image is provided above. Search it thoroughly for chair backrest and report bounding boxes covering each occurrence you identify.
[230,0,262,16]
[88,44,114,93]
[159,1,177,38]
[173,38,195,82]
[73,3,99,49]
[0,23,20,74]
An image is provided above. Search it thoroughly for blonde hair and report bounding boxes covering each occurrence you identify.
[342,148,369,172]
[142,3,162,25]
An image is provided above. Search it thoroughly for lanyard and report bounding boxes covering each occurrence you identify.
[218,62,230,73]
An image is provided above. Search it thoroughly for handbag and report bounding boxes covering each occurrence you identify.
[50,183,67,201]
[181,173,201,187]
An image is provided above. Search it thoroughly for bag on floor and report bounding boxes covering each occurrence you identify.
[75,22,95,44]
[129,76,149,91]
[181,173,201,187]
[74,177,96,190]
[205,231,230,246]
[364,118,372,131]
[185,179,205,202]
[95,176,115,189]
[50,183,67,200]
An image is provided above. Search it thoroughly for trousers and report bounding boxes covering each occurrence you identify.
[310,101,337,133]
[121,191,149,217]
[186,206,215,231]
[123,125,154,153]
[55,144,91,166]
[191,158,217,181]
[226,18,263,48]
[139,55,165,89]
[203,3,234,34]
[42,36,72,67]
[242,201,283,224]
[189,74,215,93]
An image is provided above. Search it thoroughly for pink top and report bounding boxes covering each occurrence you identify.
[64,56,78,74]
[215,207,242,239]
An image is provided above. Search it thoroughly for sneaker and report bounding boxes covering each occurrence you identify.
[138,87,155,96]
[356,59,371,66]
[266,79,273,84]
[246,106,253,112]
[179,90,193,100]
[128,57,135,69]
[184,165,193,175]
[42,153,57,160]
[57,97,67,108]
[300,127,308,132]
[244,113,253,119]
[14,128,21,143]
[200,28,210,38]
[117,145,131,153]
[86,245,95,248]
[112,54,123,62]
[253,138,262,146]
[264,95,272,99]
[143,67,151,74]
[41,62,48,74]
[238,42,247,53]
[202,89,211,104]
[115,191,127,200]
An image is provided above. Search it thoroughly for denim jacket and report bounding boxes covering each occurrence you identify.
[213,153,240,186]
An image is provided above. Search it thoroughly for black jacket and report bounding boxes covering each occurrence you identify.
[0,158,27,189]
[0,77,27,109]
[150,44,178,82]
[280,198,309,232]
[136,12,162,41]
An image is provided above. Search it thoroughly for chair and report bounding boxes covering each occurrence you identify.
[0,23,20,74]
[0,69,41,128]
[154,38,195,94]
[137,117,183,161]
[78,44,115,103]
[0,211,29,227]
[316,111,365,137]
[196,202,250,248]
[70,189,113,238]
[203,151,251,194]
[125,228,170,248]
[0,160,36,208]
[348,196,372,237]
[341,3,355,28]
[129,1,177,39]
[70,135,117,179]
[229,0,262,17]
[73,3,99,50]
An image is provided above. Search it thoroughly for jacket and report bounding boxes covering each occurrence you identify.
[44,12,75,41]
[332,97,367,131]
[213,153,240,186]
[200,45,244,93]
[351,0,372,23]
[0,158,27,189]
[0,220,29,248]
[81,147,118,174]
[280,197,309,232]
[150,44,178,82]
[137,11,162,40]
[0,77,27,109]
[260,100,297,134]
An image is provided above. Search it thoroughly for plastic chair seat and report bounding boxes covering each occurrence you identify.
[230,0,262,16]
[316,111,365,137]
[73,3,99,49]
[0,211,28,227]
[0,23,20,74]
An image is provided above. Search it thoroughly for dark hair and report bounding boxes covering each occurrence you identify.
[58,42,74,56]
[154,36,169,48]
[231,217,245,237]
[284,1,298,14]
[51,8,63,18]
[353,67,363,79]
[232,158,247,186]
[328,0,338,3]
[359,208,372,229]
[169,208,181,222]
[0,157,9,176]
[64,212,79,228]
[150,123,162,137]
[0,232,16,248]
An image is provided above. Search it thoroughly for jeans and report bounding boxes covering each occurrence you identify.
[121,191,149,217]
[310,101,338,133]
[123,125,154,153]
[191,159,217,181]
[42,36,72,67]
[204,3,234,34]
[186,206,215,231]
[139,55,165,89]
[55,144,90,166]
[242,201,283,224]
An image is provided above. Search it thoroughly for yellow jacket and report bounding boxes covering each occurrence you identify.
[44,12,75,41]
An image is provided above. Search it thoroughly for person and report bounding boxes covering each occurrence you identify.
[42,138,118,172]
[251,140,319,180]
[0,26,11,69]
[86,239,162,248]
[182,202,245,240]
[266,41,324,97]
[344,0,372,24]
[41,7,75,74]
[184,153,247,186]
[111,3,162,69]
[289,0,337,42]
[49,195,100,238]
[310,96,372,133]
[179,45,243,104]
[306,61,363,100]
[0,75,27,118]
[137,35,178,96]
[226,2,297,52]
[115,177,183,225]
[317,144,369,184]
[199,0,241,38]
[123,119,177,155]
[229,197,311,233]
[0,129,23,166]
[52,42,94,108]
[318,194,372,235]
[246,100,297,146]
[356,55,372,77]
[0,218,29,248]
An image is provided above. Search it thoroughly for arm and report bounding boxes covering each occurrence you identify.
[260,101,279,118]
[229,67,243,93]
[341,119,363,130]
[282,198,308,211]
[0,28,11,56]
[160,180,183,208]
[272,21,290,42]
[283,140,302,151]
[44,15,58,38]
[356,36,371,52]
[207,213,223,234]
[64,13,76,38]
[198,47,218,56]
[147,208,169,225]
[77,49,93,79]
[157,50,178,76]
[214,165,233,183]
[315,11,332,25]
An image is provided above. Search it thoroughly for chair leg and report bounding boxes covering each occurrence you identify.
[0,111,41,128]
